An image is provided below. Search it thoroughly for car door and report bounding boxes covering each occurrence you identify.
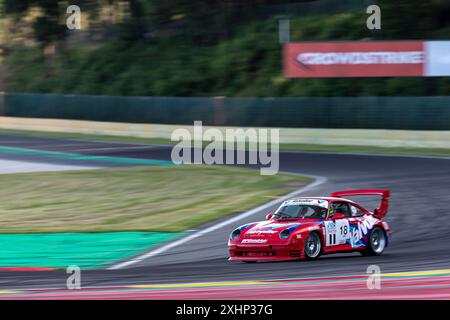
[323,201,353,251]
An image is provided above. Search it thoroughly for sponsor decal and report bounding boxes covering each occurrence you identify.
[350,215,379,248]
[283,198,329,209]
[247,223,302,235]
[326,221,336,229]
[357,215,378,238]
[349,224,364,248]
[247,229,277,235]
[242,239,267,244]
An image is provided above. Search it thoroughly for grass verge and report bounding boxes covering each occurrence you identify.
[0,165,309,233]
[1,128,449,158]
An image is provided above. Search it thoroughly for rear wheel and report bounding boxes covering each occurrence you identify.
[304,232,322,259]
[362,227,386,256]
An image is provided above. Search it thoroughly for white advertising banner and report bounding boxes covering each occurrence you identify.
[425,41,450,76]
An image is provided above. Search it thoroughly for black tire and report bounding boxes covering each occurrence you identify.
[304,232,322,260]
[362,226,387,256]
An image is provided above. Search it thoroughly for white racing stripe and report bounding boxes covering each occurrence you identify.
[108,173,327,270]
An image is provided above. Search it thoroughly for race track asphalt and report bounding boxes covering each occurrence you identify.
[0,133,449,290]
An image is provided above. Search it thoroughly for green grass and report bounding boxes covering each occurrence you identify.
[0,165,309,233]
[1,128,450,158]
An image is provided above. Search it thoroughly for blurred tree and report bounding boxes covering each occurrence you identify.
[1,0,102,77]
[147,0,318,44]
[3,1,450,96]
[378,0,450,39]
[119,0,146,40]
[3,0,64,46]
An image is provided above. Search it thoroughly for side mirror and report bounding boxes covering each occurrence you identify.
[266,213,273,220]
[333,213,345,220]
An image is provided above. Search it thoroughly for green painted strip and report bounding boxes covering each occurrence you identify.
[0,232,184,269]
[0,146,173,166]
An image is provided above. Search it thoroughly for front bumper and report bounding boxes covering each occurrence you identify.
[228,243,305,261]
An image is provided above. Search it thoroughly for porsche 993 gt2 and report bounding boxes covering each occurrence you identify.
[228,189,392,262]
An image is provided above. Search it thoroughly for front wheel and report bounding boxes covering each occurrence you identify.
[362,227,387,256]
[304,232,322,259]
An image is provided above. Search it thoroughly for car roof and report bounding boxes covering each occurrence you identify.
[281,197,369,212]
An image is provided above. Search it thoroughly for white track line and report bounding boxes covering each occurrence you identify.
[108,174,327,270]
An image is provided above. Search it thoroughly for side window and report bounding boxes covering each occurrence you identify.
[350,205,365,217]
[304,206,327,219]
[332,202,351,218]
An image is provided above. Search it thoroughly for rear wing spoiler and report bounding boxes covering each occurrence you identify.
[330,189,390,218]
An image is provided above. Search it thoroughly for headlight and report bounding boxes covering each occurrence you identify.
[279,229,291,240]
[230,229,241,240]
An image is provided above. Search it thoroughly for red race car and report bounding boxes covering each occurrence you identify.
[228,189,392,262]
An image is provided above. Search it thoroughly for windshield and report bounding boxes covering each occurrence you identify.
[274,199,329,219]
[274,204,328,219]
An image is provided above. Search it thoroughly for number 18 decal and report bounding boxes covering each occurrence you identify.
[340,225,348,236]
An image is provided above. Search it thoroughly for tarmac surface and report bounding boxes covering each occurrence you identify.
[0,133,449,291]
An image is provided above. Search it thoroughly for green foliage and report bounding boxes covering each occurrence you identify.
[3,0,67,45]
[3,2,450,96]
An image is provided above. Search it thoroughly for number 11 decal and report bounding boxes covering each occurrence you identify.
[329,233,336,245]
